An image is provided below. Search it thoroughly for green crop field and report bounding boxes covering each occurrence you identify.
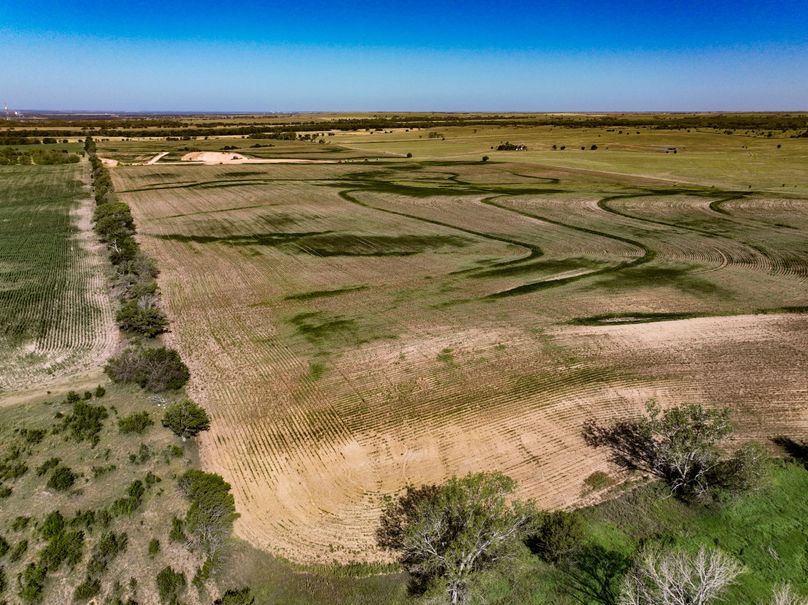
[0,163,117,394]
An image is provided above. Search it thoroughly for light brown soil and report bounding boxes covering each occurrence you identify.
[115,161,808,563]
[180,151,336,165]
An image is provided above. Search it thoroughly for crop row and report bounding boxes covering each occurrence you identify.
[0,163,117,391]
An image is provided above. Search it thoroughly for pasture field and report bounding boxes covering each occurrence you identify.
[105,123,808,565]
[0,381,219,604]
[0,162,117,395]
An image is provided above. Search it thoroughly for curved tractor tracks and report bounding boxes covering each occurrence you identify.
[335,168,657,300]
[331,165,803,300]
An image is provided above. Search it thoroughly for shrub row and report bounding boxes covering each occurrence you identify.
[85,137,168,338]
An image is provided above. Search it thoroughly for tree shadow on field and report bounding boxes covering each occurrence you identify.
[560,544,631,605]
[581,419,656,476]
[773,436,808,468]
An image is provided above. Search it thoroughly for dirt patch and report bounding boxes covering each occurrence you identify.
[145,151,169,165]
[180,151,337,165]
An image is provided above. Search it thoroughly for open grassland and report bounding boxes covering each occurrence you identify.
[0,382,223,604]
[109,126,808,564]
[0,163,117,395]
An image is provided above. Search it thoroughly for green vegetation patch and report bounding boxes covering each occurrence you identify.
[570,311,707,325]
[0,164,99,345]
[471,256,605,279]
[158,228,472,257]
[284,285,369,301]
[581,462,808,602]
[154,230,331,247]
[288,311,395,354]
[335,171,563,199]
[218,171,266,178]
[289,312,359,345]
[588,263,730,296]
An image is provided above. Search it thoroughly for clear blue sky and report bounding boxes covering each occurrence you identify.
[2,0,807,111]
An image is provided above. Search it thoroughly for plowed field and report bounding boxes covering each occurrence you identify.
[115,157,808,563]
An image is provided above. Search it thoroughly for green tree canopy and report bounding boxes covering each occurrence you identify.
[378,472,536,604]
[162,400,210,441]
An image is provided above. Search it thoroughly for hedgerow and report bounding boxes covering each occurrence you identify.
[115,299,168,337]
[85,137,169,338]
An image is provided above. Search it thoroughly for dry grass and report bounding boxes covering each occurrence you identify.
[0,384,208,604]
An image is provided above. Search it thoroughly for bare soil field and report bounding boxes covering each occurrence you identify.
[112,143,808,564]
[180,151,337,164]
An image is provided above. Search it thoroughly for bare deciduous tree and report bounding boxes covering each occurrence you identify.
[768,584,808,605]
[619,546,743,605]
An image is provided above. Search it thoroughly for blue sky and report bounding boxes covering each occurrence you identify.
[1,0,807,111]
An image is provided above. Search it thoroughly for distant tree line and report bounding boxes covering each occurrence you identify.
[496,141,527,151]
[6,113,808,141]
[0,146,80,165]
[0,135,74,146]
